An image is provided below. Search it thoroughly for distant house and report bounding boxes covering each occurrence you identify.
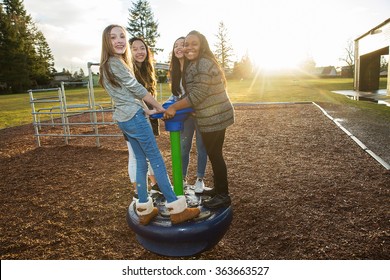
[341,66,354,78]
[53,72,72,82]
[313,66,338,77]
[82,73,99,87]
[50,72,73,87]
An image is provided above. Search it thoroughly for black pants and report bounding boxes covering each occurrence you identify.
[201,129,228,195]
[150,118,160,136]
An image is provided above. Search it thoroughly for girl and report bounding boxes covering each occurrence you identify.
[164,30,235,209]
[168,36,209,194]
[99,24,199,225]
[129,37,160,137]
[124,37,159,195]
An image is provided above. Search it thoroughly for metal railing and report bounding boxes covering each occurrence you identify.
[28,62,121,147]
[28,61,168,146]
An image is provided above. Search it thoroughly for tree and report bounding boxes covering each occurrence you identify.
[0,0,55,93]
[0,3,9,92]
[31,30,55,85]
[127,0,161,54]
[298,56,316,74]
[339,39,354,77]
[232,52,253,79]
[380,55,388,72]
[72,68,85,80]
[0,0,31,92]
[214,21,234,74]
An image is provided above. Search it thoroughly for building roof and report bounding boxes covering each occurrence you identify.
[355,18,390,41]
[314,66,337,76]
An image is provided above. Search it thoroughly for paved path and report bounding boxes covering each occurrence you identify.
[320,96,390,169]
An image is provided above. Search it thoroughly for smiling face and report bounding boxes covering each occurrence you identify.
[130,39,147,65]
[173,38,185,60]
[109,26,127,56]
[184,34,201,61]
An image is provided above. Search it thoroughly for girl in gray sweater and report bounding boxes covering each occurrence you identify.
[164,30,234,209]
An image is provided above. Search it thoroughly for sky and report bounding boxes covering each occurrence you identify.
[23,0,390,74]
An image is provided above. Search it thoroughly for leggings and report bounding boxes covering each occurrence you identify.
[200,129,228,195]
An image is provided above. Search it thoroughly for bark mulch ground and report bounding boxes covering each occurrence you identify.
[0,103,389,260]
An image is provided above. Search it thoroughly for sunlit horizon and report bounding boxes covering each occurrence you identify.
[22,0,390,73]
[154,0,381,72]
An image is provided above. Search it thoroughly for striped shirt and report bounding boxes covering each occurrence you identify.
[185,57,234,133]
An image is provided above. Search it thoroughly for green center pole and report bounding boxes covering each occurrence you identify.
[169,131,184,196]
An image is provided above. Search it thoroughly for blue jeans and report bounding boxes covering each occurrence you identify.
[118,109,177,203]
[181,116,207,179]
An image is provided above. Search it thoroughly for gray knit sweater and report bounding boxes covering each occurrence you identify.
[185,57,234,133]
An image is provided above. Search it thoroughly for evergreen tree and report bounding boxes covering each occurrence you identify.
[0,0,31,92]
[0,4,9,92]
[127,0,162,54]
[0,0,55,93]
[31,30,55,85]
[78,68,85,78]
[214,21,234,74]
[72,68,85,80]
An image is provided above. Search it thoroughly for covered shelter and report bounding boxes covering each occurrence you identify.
[354,18,390,95]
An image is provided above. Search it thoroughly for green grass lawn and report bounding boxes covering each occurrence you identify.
[0,77,388,129]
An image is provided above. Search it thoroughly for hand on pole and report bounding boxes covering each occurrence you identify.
[163,106,177,120]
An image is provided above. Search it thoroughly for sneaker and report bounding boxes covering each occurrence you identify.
[193,178,205,193]
[150,183,161,194]
[203,194,231,209]
[201,187,216,197]
[183,179,192,191]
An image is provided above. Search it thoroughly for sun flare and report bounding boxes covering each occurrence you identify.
[228,0,318,72]
[249,44,302,71]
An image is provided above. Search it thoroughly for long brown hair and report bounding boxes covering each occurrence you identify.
[99,24,133,89]
[129,37,156,96]
[169,37,185,97]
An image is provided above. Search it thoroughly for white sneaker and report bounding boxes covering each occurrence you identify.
[194,178,205,193]
[183,179,190,191]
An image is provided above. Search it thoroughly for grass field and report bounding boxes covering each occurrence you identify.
[0,77,388,129]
